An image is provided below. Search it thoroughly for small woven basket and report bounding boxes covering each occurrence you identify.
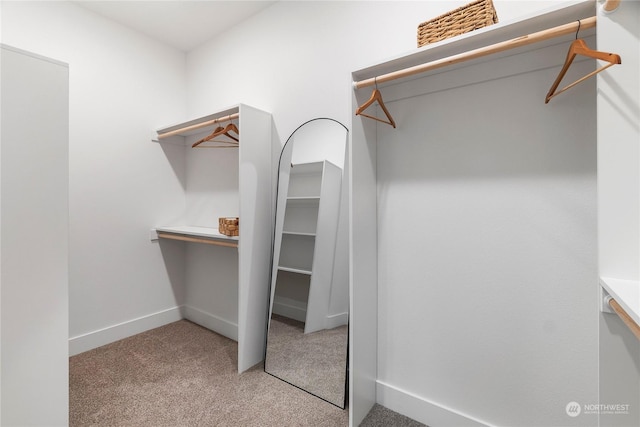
[417,0,498,47]
[219,217,239,237]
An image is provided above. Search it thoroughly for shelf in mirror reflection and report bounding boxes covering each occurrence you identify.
[283,200,319,235]
[282,231,316,237]
[278,265,312,276]
[291,161,323,174]
[286,196,320,204]
[288,162,323,198]
[279,233,315,273]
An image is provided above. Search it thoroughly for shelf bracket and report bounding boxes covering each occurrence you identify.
[602,0,620,13]
[604,294,640,340]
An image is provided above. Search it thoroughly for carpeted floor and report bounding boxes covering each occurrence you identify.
[70,320,424,426]
[360,405,426,427]
[265,314,348,407]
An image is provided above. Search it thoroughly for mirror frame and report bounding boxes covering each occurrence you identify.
[264,117,349,408]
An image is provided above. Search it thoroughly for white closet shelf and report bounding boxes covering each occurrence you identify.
[282,231,316,237]
[154,106,240,144]
[287,196,320,204]
[156,225,238,248]
[291,161,323,174]
[352,1,595,86]
[600,277,640,326]
[278,266,312,276]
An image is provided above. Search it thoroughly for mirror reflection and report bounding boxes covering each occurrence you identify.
[265,118,349,408]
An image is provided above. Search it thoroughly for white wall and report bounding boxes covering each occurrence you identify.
[374,45,598,427]
[180,143,241,339]
[1,1,188,353]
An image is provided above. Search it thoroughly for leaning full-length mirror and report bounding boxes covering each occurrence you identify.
[264,118,349,408]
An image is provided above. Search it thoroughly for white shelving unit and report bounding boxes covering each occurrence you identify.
[271,160,342,334]
[154,104,272,373]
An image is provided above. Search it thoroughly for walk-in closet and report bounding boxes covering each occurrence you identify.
[1,1,638,426]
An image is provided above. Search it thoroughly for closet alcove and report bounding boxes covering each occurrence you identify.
[153,104,272,373]
[349,1,638,426]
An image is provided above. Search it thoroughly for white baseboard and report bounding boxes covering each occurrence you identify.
[272,297,307,323]
[68,305,239,356]
[182,305,238,342]
[272,303,347,330]
[376,380,492,427]
[326,312,348,329]
[68,306,183,356]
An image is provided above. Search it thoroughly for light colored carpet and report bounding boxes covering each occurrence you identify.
[70,320,348,426]
[70,319,423,426]
[360,404,427,427]
[264,314,348,408]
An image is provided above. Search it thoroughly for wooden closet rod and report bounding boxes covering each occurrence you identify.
[158,112,240,139]
[353,16,597,90]
[157,231,238,248]
[607,296,640,340]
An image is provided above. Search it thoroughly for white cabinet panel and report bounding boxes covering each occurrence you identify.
[1,44,69,426]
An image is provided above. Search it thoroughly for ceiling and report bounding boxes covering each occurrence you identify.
[73,1,277,52]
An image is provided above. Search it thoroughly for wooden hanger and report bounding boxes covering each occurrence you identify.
[192,122,240,148]
[193,126,227,148]
[355,79,396,128]
[222,122,240,140]
[545,35,621,103]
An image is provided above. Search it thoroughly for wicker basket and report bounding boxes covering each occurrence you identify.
[417,0,498,47]
[219,217,239,237]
